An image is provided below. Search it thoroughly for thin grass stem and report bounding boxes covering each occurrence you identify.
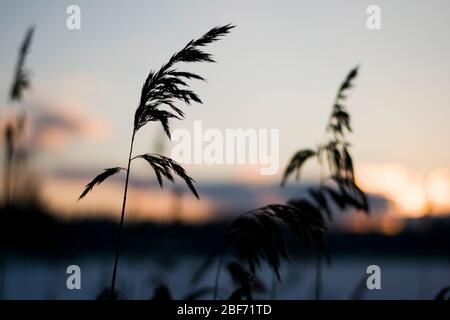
[110,130,136,299]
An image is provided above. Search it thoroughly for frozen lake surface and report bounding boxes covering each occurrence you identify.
[2,254,449,300]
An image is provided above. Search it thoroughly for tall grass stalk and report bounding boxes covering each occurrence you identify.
[0,26,34,300]
[282,65,370,299]
[110,130,135,294]
[78,25,234,299]
[4,26,34,206]
[214,66,369,300]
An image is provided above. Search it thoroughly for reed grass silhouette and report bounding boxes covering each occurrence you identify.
[282,65,370,299]
[78,24,234,299]
[213,66,369,300]
[1,26,35,300]
[435,286,450,300]
[213,203,326,299]
[4,26,34,207]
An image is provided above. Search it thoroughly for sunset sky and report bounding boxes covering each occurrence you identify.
[0,0,449,221]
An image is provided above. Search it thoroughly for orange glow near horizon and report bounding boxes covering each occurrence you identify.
[40,176,215,224]
[425,168,450,211]
[2,159,448,227]
[358,164,450,218]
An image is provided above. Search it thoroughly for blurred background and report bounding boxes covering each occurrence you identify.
[0,0,449,299]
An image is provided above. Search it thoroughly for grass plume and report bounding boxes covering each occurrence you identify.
[10,26,34,102]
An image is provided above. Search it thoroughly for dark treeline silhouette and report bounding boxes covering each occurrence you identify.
[1,205,449,255]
